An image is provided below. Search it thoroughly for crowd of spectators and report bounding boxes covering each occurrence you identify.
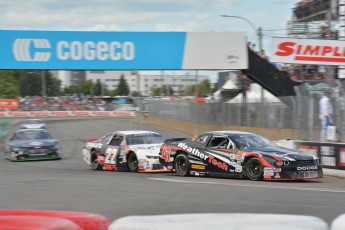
[15,95,119,111]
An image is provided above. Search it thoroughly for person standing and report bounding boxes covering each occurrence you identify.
[319,88,334,142]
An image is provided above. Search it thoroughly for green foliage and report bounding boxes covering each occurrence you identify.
[184,79,213,96]
[150,85,173,97]
[0,71,20,98]
[94,79,102,96]
[115,75,130,96]
[131,91,142,97]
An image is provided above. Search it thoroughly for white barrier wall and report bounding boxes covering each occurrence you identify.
[108,213,328,230]
[331,213,345,230]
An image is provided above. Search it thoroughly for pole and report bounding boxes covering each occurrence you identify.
[257,27,265,127]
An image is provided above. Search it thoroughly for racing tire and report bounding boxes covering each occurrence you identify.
[246,157,264,181]
[127,152,138,172]
[90,151,102,170]
[174,154,190,177]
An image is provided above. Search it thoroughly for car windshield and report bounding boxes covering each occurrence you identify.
[126,134,164,145]
[230,134,276,149]
[14,130,52,140]
[23,120,43,124]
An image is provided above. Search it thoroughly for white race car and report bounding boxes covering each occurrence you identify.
[21,119,46,129]
[83,130,169,172]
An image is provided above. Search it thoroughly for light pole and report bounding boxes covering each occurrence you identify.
[220,15,263,55]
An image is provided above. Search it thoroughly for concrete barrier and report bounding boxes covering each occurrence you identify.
[331,214,345,230]
[108,213,328,230]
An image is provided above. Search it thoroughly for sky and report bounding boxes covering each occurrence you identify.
[0,0,298,82]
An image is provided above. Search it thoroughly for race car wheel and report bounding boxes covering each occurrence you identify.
[246,157,263,181]
[127,152,138,172]
[174,154,190,177]
[90,151,102,170]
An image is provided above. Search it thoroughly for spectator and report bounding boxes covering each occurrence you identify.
[317,65,326,79]
[319,88,334,142]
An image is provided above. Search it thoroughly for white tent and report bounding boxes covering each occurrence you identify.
[227,83,282,103]
[206,80,240,102]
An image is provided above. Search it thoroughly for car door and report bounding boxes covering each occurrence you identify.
[103,133,123,166]
[97,133,114,154]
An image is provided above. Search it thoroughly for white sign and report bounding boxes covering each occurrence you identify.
[271,37,345,66]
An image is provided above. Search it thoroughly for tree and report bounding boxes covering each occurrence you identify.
[0,71,19,98]
[131,91,142,97]
[94,79,102,96]
[45,71,62,96]
[115,74,130,96]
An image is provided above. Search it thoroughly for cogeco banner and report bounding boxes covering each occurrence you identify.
[271,37,345,66]
[0,30,248,70]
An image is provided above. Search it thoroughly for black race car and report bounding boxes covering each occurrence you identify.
[159,131,323,181]
[5,129,60,161]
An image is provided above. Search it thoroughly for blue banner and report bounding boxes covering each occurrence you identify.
[0,30,186,70]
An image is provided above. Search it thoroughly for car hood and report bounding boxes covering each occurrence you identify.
[10,139,58,148]
[245,146,315,160]
[129,143,162,156]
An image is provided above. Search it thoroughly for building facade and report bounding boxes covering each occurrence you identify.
[56,70,209,96]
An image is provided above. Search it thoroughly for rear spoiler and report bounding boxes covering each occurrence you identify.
[164,137,188,144]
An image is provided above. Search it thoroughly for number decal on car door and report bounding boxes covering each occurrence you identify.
[161,147,171,162]
[105,147,118,164]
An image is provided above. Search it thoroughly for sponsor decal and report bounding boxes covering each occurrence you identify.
[339,148,345,166]
[13,38,134,62]
[191,164,206,170]
[320,146,336,166]
[191,135,198,141]
[13,39,51,61]
[0,99,19,109]
[208,155,228,171]
[297,166,318,171]
[235,150,243,160]
[177,143,208,160]
[161,147,171,162]
[227,51,239,65]
[275,173,281,178]
[235,166,242,173]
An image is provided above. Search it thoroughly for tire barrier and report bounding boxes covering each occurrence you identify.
[0,210,110,230]
[108,213,328,230]
[0,215,81,230]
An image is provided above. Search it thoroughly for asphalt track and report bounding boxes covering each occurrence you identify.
[0,118,345,225]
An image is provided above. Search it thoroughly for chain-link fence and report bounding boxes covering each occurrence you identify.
[145,80,345,142]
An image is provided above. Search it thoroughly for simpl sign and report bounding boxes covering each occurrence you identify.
[0,30,248,70]
[271,37,345,66]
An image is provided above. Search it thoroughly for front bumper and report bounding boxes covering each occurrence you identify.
[138,158,171,173]
[263,166,323,180]
[7,148,60,162]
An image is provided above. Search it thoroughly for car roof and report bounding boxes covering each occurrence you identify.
[204,131,254,136]
[16,128,46,132]
[115,130,160,136]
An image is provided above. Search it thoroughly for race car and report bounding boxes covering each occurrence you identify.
[159,131,323,181]
[5,128,60,161]
[20,119,47,129]
[83,130,169,172]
